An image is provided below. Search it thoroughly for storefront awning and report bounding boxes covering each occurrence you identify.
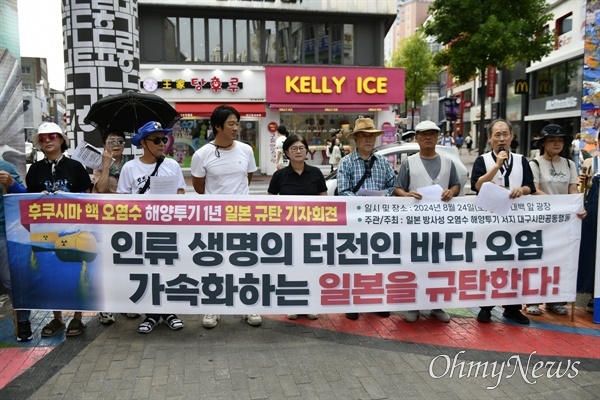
[269,103,390,113]
[176,102,266,117]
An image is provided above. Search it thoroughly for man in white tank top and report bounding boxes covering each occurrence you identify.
[470,119,535,326]
[393,120,460,323]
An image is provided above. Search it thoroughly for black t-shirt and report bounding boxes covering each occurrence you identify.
[268,163,327,195]
[26,157,93,193]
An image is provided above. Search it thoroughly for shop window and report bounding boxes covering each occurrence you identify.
[208,18,221,62]
[236,20,248,63]
[567,57,583,93]
[551,64,567,95]
[331,24,342,65]
[343,24,354,65]
[193,18,206,62]
[317,23,330,65]
[249,20,261,63]
[164,17,178,62]
[304,24,316,64]
[265,21,276,64]
[222,19,234,62]
[533,68,551,99]
[178,18,192,62]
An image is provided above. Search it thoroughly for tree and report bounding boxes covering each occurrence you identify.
[423,0,554,154]
[391,32,439,129]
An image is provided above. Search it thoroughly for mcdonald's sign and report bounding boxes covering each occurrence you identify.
[515,79,529,94]
[538,80,553,95]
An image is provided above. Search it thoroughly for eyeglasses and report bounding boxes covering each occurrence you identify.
[107,139,126,146]
[144,137,168,145]
[290,146,306,152]
[38,133,58,143]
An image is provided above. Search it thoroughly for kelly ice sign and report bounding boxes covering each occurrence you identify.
[265,66,405,104]
[5,193,581,315]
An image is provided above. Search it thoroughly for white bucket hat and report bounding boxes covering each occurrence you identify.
[33,122,69,149]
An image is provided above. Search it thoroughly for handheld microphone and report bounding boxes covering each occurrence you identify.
[498,147,509,170]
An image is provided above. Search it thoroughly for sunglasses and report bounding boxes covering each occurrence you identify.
[107,139,126,146]
[38,133,58,143]
[144,137,169,145]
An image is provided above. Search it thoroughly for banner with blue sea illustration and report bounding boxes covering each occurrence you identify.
[5,193,582,315]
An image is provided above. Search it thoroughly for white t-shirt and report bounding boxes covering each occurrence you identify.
[275,135,289,167]
[530,156,577,195]
[117,157,186,194]
[191,141,258,195]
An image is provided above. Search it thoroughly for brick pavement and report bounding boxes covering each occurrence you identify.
[1,296,598,400]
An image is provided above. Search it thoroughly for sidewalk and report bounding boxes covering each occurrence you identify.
[0,294,598,399]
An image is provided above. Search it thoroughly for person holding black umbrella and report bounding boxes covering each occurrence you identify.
[117,121,186,334]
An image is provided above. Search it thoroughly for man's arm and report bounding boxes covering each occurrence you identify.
[247,173,253,185]
[473,155,502,192]
[192,176,206,194]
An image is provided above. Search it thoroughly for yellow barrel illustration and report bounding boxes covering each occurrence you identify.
[30,232,59,243]
[54,232,98,262]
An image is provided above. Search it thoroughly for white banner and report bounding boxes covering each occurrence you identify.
[6,193,582,314]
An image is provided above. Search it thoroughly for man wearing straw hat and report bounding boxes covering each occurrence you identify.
[337,117,396,320]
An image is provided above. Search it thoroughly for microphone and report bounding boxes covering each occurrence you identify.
[498,147,509,171]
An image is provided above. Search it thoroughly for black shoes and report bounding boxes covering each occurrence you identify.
[345,312,389,320]
[476,308,492,323]
[502,309,530,325]
[16,321,33,342]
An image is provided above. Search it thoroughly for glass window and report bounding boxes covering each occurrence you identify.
[249,20,260,63]
[164,17,178,62]
[551,64,567,95]
[22,66,31,74]
[208,18,221,62]
[557,13,573,35]
[277,21,292,63]
[343,24,354,65]
[317,23,329,64]
[236,20,248,62]
[331,24,342,65]
[534,68,551,99]
[265,21,276,63]
[567,58,582,93]
[193,18,206,62]
[178,17,192,62]
[290,22,303,64]
[304,24,316,64]
[222,19,234,62]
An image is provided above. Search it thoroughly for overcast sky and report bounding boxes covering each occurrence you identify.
[18,0,64,91]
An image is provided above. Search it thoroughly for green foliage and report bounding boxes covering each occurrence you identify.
[423,0,554,83]
[390,32,439,106]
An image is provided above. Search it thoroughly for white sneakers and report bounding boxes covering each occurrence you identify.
[404,310,451,323]
[203,314,262,327]
[202,314,220,328]
[287,314,318,320]
[243,314,262,326]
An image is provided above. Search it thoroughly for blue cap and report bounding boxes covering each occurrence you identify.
[131,121,172,146]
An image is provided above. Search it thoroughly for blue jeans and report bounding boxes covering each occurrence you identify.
[0,233,31,322]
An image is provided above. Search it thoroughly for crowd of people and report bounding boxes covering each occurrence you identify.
[0,108,596,342]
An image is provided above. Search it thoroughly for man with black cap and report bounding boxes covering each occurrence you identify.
[471,118,535,325]
[337,117,396,320]
[393,120,460,323]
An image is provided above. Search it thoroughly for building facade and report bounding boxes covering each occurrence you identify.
[137,0,401,175]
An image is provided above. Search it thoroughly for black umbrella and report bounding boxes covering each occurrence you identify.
[84,91,180,133]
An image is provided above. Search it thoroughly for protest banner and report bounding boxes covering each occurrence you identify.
[5,193,582,315]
